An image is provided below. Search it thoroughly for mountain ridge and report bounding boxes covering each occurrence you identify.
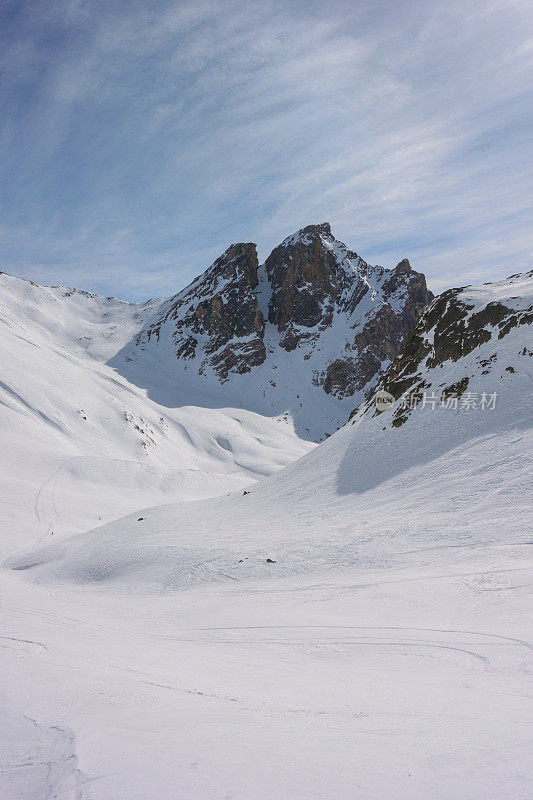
[110,222,432,438]
[141,222,432,389]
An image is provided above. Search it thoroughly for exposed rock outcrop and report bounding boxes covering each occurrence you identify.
[266,223,342,349]
[353,270,533,427]
[264,223,432,398]
[142,243,266,380]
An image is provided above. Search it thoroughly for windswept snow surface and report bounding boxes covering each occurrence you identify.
[1,272,532,799]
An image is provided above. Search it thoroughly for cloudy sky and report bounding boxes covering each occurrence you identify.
[1,0,532,299]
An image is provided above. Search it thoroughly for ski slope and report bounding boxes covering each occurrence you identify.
[1,272,532,799]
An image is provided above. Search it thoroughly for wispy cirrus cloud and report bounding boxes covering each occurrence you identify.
[0,0,531,298]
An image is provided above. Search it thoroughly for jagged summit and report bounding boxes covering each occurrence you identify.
[279,221,332,247]
[265,222,368,348]
[0,224,434,439]
[143,241,266,380]
[116,223,432,437]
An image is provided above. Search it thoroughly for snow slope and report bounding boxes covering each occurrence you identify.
[0,695,86,800]
[1,273,531,798]
[0,271,312,555]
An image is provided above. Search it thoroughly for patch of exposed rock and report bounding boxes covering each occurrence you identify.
[142,243,266,381]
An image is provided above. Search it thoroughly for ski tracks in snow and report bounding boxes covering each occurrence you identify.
[35,460,69,541]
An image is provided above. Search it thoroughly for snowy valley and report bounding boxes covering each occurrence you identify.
[0,231,532,799]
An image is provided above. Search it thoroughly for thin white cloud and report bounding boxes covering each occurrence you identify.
[0,0,531,299]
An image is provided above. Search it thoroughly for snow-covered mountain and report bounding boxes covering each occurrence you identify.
[113,222,431,439]
[0,223,431,549]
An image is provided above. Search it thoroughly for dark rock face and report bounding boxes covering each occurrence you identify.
[142,243,266,381]
[354,271,533,426]
[322,354,381,398]
[264,224,432,394]
[323,359,359,397]
[422,291,532,371]
[266,223,341,348]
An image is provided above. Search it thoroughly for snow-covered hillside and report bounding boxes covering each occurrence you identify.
[0,270,312,553]
[1,273,531,799]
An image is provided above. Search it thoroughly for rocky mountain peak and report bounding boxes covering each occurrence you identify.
[279,222,332,246]
[143,241,266,381]
[209,242,260,288]
[265,222,347,348]
[130,224,434,435]
[394,258,412,274]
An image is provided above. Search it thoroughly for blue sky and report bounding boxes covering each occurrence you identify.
[1,0,532,299]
